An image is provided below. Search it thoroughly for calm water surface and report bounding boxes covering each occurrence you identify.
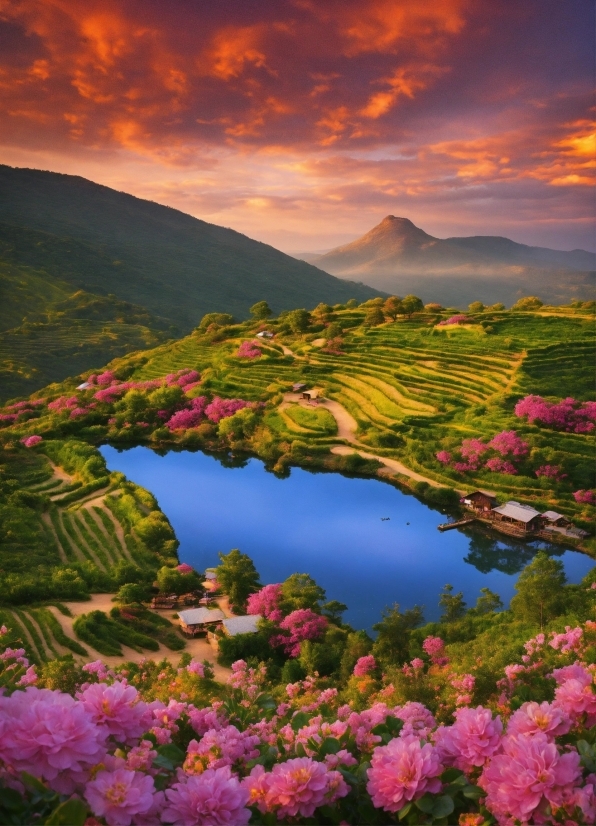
[101,446,594,630]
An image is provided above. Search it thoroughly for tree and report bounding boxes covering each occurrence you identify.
[216,549,261,611]
[249,301,272,320]
[439,583,466,622]
[510,551,567,628]
[512,296,543,311]
[312,303,334,322]
[364,307,385,327]
[346,299,358,308]
[489,303,506,311]
[401,295,424,317]
[372,603,424,664]
[198,312,234,329]
[285,309,312,333]
[383,296,403,320]
[114,582,150,605]
[468,301,485,313]
[157,565,203,596]
[324,322,343,339]
[470,587,503,615]
[280,573,326,613]
[321,599,348,624]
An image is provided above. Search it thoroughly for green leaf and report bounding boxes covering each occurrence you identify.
[44,799,88,826]
[463,785,484,800]
[157,743,185,764]
[441,767,463,783]
[432,795,455,818]
[385,716,404,737]
[291,711,310,732]
[415,794,435,814]
[321,737,340,755]
[21,772,54,799]
[0,788,23,810]
[398,801,412,820]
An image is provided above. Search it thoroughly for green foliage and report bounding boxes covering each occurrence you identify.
[114,582,151,604]
[280,573,326,613]
[372,603,425,665]
[218,629,279,668]
[510,551,567,627]
[73,609,160,656]
[157,565,203,596]
[285,405,337,434]
[199,313,235,329]
[512,296,544,310]
[470,587,504,615]
[249,301,273,320]
[364,307,385,327]
[216,549,261,612]
[285,309,312,333]
[439,583,467,623]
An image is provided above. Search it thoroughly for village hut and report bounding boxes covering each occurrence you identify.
[462,490,498,513]
[256,331,274,339]
[541,511,571,528]
[150,594,178,610]
[491,501,542,534]
[178,607,225,637]
[302,389,319,403]
[221,615,262,637]
[292,382,307,392]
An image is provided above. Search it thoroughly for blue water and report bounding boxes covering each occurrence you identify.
[100,446,594,631]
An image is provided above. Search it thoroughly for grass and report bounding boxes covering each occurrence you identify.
[285,405,338,435]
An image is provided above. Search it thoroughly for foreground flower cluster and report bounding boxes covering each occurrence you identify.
[1,621,596,826]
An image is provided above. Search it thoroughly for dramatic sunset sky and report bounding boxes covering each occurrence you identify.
[0,0,593,251]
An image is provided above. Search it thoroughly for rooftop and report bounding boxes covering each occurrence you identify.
[222,615,262,636]
[542,511,566,521]
[492,501,542,523]
[178,607,225,626]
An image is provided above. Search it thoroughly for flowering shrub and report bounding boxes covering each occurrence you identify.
[437,430,535,476]
[437,315,471,326]
[272,609,328,657]
[237,341,261,359]
[488,430,528,457]
[574,489,596,505]
[246,584,283,623]
[515,395,596,433]
[204,396,253,423]
[20,434,42,447]
[535,464,567,480]
[353,655,377,677]
[1,620,596,824]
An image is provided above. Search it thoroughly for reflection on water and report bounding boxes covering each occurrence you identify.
[462,529,564,576]
[100,445,594,631]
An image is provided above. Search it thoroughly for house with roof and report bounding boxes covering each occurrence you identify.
[462,490,498,513]
[541,511,571,528]
[491,501,542,534]
[256,331,274,339]
[178,607,225,637]
[221,615,262,636]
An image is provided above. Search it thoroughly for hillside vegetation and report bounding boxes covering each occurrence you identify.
[0,166,380,331]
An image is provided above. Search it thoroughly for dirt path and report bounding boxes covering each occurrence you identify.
[47,595,231,682]
[48,461,74,483]
[281,392,455,491]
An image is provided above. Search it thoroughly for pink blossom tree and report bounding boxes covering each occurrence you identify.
[246,584,284,623]
[272,609,328,657]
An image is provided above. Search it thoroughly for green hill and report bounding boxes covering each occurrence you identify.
[0,165,380,331]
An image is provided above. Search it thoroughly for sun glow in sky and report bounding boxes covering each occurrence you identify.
[0,0,593,251]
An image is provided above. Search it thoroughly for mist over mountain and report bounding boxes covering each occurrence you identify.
[0,165,381,332]
[300,216,595,306]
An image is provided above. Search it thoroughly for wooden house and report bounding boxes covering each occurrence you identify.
[541,511,571,528]
[491,501,542,533]
[302,389,319,403]
[150,594,178,609]
[221,615,262,637]
[462,490,498,513]
[178,607,225,637]
[292,382,307,392]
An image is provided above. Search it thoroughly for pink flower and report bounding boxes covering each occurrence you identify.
[17,665,38,686]
[549,625,583,653]
[479,732,582,823]
[183,725,260,773]
[507,701,571,739]
[237,341,261,359]
[535,464,566,480]
[488,430,529,457]
[205,396,253,423]
[437,315,471,325]
[272,609,328,657]
[85,768,155,826]
[186,660,205,678]
[78,682,152,744]
[246,584,283,622]
[248,757,348,818]
[97,370,117,385]
[554,674,596,727]
[485,457,518,475]
[367,735,443,812]
[574,489,596,504]
[395,702,436,739]
[353,655,377,677]
[436,450,451,464]
[20,435,42,447]
[177,563,194,574]
[0,687,106,793]
[422,636,448,665]
[162,767,251,825]
[434,706,502,773]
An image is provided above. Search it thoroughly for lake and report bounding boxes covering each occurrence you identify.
[100,446,594,631]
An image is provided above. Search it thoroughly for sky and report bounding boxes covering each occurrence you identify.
[0,0,593,252]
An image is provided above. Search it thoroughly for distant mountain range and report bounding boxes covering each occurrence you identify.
[297,216,595,306]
